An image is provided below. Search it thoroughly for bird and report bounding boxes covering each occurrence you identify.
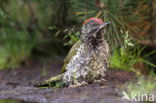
[37,17,110,87]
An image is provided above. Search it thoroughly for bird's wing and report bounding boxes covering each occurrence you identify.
[35,41,81,87]
[61,40,81,73]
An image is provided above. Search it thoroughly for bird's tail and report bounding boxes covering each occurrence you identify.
[35,74,65,88]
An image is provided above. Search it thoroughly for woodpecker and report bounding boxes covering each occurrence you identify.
[37,18,110,87]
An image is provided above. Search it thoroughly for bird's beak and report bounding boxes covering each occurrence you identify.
[94,22,110,37]
[99,22,110,29]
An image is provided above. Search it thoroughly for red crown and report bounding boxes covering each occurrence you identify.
[83,17,104,24]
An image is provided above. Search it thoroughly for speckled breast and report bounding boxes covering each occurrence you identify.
[63,41,110,87]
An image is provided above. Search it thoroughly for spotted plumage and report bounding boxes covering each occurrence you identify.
[37,18,110,87]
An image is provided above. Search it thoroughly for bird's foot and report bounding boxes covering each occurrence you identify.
[67,81,88,87]
[93,78,106,83]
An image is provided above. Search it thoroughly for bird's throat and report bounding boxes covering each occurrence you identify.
[85,31,104,49]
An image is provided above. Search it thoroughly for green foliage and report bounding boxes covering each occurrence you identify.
[71,0,132,47]
[71,0,153,48]
[110,46,156,72]
[101,0,132,47]
[5,0,30,27]
[0,8,6,24]
[54,0,132,47]
[71,0,98,21]
[63,30,80,46]
[0,99,21,103]
[110,31,156,72]
[49,26,80,46]
[0,0,155,71]
[110,31,135,71]
[0,7,34,69]
[0,29,34,69]
[110,46,139,72]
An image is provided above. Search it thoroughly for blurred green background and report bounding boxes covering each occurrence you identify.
[0,0,155,73]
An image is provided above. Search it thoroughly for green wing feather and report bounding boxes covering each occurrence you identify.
[61,40,81,73]
[36,41,81,87]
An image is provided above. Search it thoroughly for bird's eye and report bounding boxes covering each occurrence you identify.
[89,28,98,34]
[92,23,99,27]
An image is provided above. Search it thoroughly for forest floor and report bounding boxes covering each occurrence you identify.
[0,60,143,103]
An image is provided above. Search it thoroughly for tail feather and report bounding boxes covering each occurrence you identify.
[35,74,65,88]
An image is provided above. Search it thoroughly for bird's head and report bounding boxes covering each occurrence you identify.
[81,17,110,46]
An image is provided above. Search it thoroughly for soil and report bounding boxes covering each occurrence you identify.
[0,60,139,103]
